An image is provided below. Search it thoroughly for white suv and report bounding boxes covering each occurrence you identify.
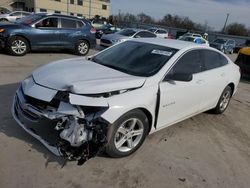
[12,38,240,164]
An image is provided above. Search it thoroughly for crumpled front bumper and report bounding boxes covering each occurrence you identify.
[12,88,63,156]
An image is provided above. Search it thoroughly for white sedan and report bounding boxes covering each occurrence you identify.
[12,38,240,164]
[179,36,210,46]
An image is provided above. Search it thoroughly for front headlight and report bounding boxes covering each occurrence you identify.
[0,28,5,33]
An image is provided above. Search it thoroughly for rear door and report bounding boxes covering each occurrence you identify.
[59,18,84,48]
[31,17,60,47]
[198,49,229,110]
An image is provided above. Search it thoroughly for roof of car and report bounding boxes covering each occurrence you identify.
[35,13,83,20]
[130,38,199,50]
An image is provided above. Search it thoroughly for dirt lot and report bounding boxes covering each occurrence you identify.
[0,51,250,188]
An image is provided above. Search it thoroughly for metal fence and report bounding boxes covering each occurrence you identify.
[118,21,250,44]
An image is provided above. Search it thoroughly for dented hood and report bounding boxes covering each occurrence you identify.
[32,58,146,94]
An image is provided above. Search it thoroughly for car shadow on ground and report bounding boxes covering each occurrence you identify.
[0,83,72,167]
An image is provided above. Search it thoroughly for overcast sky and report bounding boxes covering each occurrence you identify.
[110,0,250,30]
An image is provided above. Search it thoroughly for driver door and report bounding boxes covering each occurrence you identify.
[157,49,205,128]
[30,17,61,48]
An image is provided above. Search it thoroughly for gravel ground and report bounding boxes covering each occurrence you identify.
[0,50,249,188]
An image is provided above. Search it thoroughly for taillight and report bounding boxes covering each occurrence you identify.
[90,27,96,34]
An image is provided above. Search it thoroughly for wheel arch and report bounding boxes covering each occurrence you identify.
[8,34,31,50]
[137,107,153,134]
[228,82,235,95]
[77,38,90,46]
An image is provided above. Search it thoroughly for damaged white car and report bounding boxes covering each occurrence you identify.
[12,38,240,165]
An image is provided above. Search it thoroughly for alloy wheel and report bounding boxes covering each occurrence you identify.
[78,42,89,55]
[114,118,144,152]
[219,90,231,111]
[11,40,27,55]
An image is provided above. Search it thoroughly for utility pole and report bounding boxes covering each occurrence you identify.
[89,0,92,19]
[118,9,121,24]
[222,13,229,33]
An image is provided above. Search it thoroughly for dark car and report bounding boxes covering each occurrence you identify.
[210,38,236,54]
[234,40,250,53]
[96,24,121,39]
[235,47,250,78]
[0,13,96,56]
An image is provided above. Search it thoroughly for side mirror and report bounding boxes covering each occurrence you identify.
[165,72,193,82]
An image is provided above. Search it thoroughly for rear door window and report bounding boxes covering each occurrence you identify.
[61,18,77,28]
[201,50,228,70]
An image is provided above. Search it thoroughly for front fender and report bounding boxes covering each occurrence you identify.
[101,86,158,128]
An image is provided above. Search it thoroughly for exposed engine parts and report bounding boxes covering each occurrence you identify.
[56,115,108,165]
[13,87,109,165]
[58,118,108,165]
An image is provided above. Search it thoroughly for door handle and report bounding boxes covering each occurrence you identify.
[196,80,204,84]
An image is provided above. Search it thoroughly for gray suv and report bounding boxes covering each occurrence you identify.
[0,11,31,22]
[210,38,236,54]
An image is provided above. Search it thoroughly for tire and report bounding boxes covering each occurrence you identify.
[7,36,29,56]
[212,86,232,114]
[75,40,90,56]
[105,109,149,158]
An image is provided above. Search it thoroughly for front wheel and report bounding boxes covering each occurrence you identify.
[105,109,149,158]
[7,36,29,56]
[212,86,232,114]
[75,40,90,56]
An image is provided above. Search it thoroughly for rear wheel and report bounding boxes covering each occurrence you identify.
[106,109,149,158]
[75,40,90,56]
[7,36,29,56]
[212,86,232,114]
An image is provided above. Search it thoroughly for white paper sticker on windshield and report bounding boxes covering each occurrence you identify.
[151,50,173,56]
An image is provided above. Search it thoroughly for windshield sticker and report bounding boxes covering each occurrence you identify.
[151,50,173,56]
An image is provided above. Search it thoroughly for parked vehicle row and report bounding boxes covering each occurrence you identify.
[178,36,209,46]
[210,38,236,54]
[100,28,157,47]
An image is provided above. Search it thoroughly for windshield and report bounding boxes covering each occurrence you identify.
[117,29,136,36]
[92,41,178,77]
[214,39,227,44]
[15,14,45,25]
